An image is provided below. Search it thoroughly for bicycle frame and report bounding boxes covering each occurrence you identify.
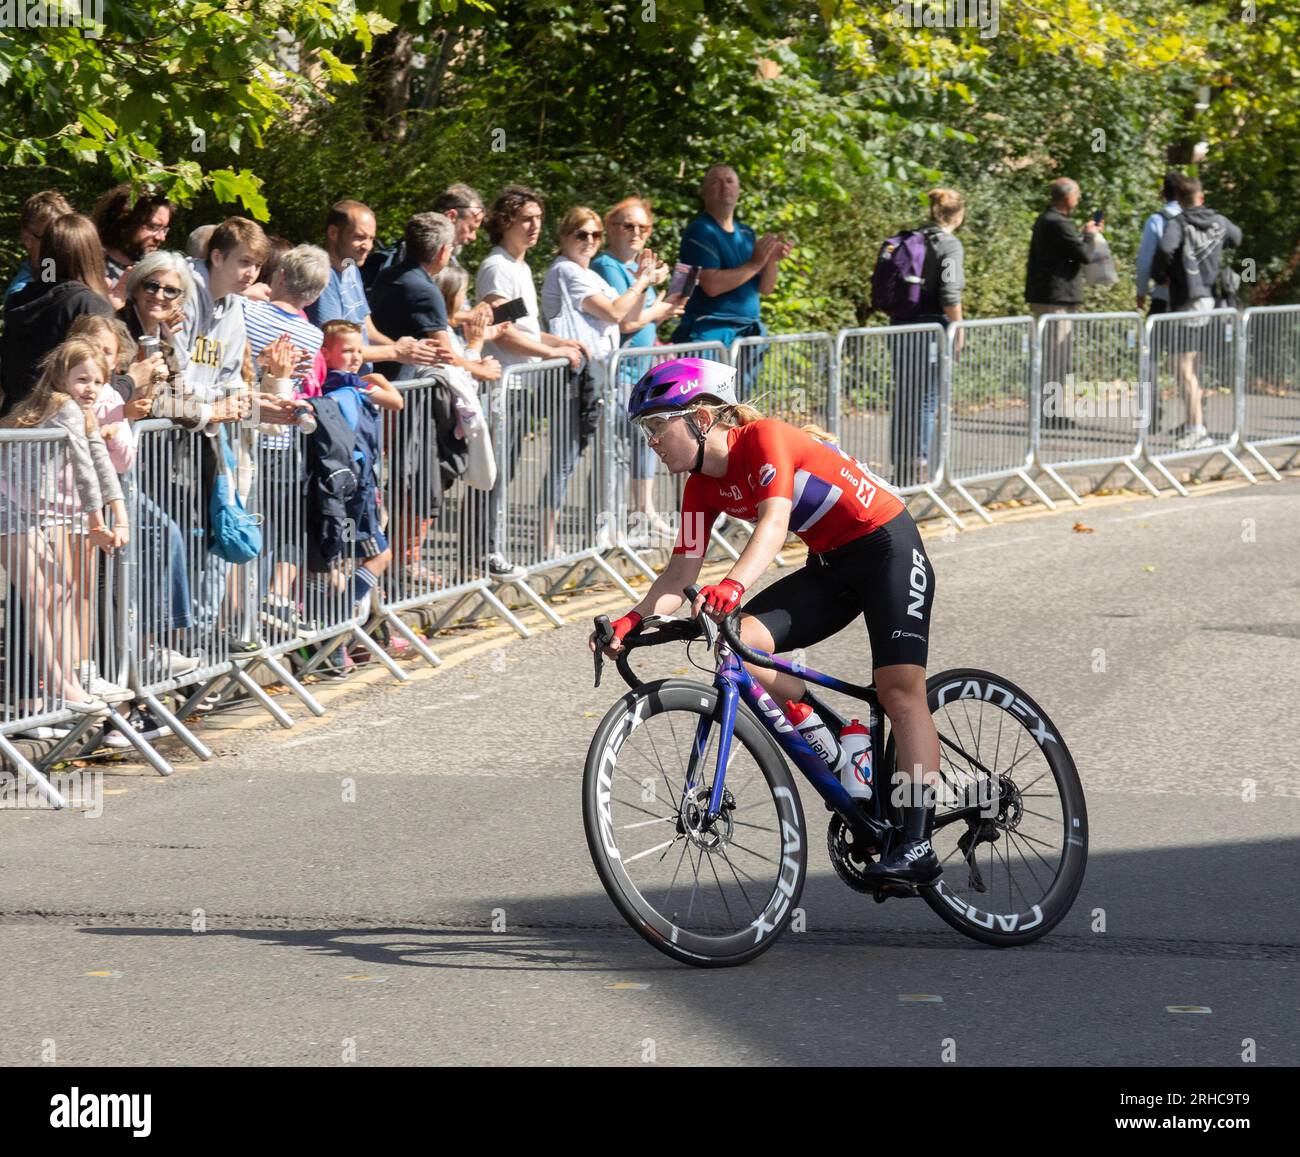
[687,638,885,831]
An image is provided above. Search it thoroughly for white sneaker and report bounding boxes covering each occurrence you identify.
[485,552,526,582]
[20,725,72,741]
[146,644,201,676]
[77,663,132,702]
[1175,425,1213,451]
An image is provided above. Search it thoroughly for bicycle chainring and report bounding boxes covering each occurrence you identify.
[826,815,877,894]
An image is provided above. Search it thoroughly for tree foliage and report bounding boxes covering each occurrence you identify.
[1,0,1296,316]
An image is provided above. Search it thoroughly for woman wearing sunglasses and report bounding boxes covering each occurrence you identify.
[536,207,660,559]
[590,357,944,888]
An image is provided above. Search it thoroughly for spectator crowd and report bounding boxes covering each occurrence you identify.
[0,167,1244,742]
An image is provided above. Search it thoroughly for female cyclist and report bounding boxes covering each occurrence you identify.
[590,357,942,886]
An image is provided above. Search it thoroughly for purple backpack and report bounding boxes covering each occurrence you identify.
[871,229,934,321]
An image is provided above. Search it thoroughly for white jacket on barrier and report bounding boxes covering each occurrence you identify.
[440,334,497,491]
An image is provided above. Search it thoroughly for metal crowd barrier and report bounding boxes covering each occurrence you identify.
[1239,305,1300,479]
[731,332,836,434]
[603,340,739,582]
[5,311,1299,803]
[1031,311,1151,501]
[0,426,139,802]
[489,356,638,620]
[1142,308,1253,495]
[376,374,528,642]
[937,316,1048,523]
[834,323,961,526]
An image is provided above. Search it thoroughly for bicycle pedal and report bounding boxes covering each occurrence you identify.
[872,882,920,903]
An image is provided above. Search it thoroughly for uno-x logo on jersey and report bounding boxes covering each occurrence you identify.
[758,462,776,487]
[719,483,743,502]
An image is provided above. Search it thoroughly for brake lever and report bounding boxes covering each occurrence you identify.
[682,585,719,649]
[593,615,614,688]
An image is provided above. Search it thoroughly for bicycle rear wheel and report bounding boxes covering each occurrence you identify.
[884,668,1088,946]
[583,679,806,968]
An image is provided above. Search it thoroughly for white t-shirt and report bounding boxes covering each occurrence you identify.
[540,257,619,359]
[475,245,541,368]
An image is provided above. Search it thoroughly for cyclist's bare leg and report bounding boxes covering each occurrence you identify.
[874,663,940,801]
[738,613,805,704]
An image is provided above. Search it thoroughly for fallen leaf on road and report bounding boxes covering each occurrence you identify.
[1142,565,1157,572]
[1072,523,1095,533]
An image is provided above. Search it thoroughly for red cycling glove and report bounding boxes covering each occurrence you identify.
[609,610,643,644]
[698,579,745,617]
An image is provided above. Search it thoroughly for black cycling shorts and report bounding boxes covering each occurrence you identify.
[743,510,935,670]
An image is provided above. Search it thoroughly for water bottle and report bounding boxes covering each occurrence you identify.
[785,700,847,777]
[838,717,873,801]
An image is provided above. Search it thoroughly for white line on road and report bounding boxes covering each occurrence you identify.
[420,693,482,712]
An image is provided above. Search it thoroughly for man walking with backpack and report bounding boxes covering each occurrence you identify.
[1150,178,1243,450]
[872,189,966,488]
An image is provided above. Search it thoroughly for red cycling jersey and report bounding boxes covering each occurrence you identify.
[672,418,906,557]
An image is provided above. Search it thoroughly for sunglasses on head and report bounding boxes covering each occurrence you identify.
[141,279,183,301]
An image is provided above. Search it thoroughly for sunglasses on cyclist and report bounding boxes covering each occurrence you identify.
[141,279,183,301]
[634,408,696,440]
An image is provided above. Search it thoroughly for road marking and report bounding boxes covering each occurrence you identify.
[85,970,123,978]
[898,994,943,1003]
[420,693,483,712]
[1166,1005,1211,1014]
[607,982,651,991]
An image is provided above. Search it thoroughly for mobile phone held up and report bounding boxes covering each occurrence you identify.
[1091,210,1105,225]
[490,297,529,325]
[668,263,701,299]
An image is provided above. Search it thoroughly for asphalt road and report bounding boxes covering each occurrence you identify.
[2,478,1298,1066]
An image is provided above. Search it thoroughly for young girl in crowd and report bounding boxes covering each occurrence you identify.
[0,339,131,720]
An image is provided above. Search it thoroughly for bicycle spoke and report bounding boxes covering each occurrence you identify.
[661,838,691,911]
[1005,827,1056,882]
[705,852,738,928]
[990,836,1037,910]
[1018,805,1062,824]
[730,818,778,834]
[719,851,761,920]
[723,836,779,865]
[623,839,676,865]
[620,815,676,830]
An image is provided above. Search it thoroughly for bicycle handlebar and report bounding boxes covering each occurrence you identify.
[681,584,778,671]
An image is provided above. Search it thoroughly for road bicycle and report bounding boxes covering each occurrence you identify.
[583,586,1088,967]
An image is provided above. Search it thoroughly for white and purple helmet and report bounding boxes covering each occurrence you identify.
[626,357,738,420]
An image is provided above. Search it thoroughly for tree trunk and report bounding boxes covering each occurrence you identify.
[372,25,415,143]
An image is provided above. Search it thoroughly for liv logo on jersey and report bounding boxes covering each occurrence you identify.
[758,462,776,486]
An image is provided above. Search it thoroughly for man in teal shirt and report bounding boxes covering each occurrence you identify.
[672,164,791,346]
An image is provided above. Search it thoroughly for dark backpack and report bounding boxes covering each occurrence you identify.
[871,229,936,321]
[359,240,402,293]
[303,396,361,572]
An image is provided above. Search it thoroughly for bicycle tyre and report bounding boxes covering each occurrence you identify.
[583,679,807,968]
[883,667,1088,947]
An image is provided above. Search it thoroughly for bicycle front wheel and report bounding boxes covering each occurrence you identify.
[885,668,1088,947]
[583,679,807,968]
